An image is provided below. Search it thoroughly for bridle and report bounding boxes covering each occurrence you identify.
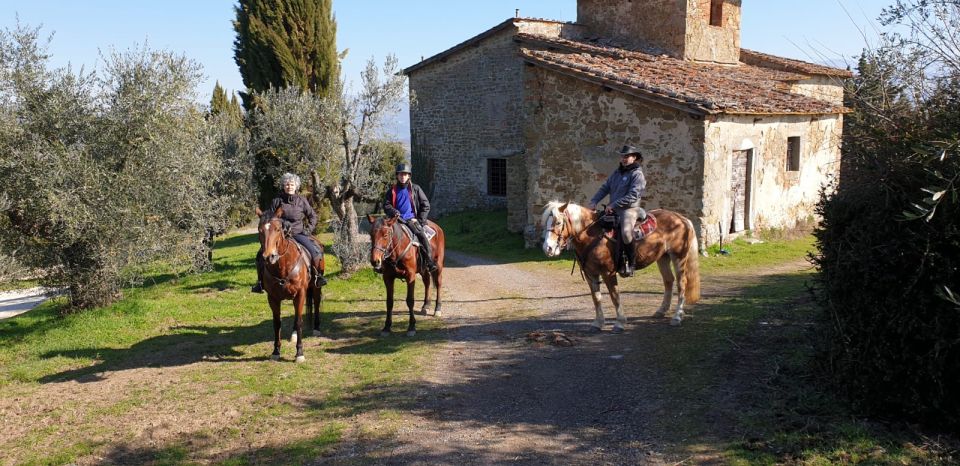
[373,222,401,263]
[550,210,573,251]
[261,218,303,286]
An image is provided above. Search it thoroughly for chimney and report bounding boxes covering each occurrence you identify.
[577,0,742,64]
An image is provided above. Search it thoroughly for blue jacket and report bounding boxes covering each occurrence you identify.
[590,163,646,211]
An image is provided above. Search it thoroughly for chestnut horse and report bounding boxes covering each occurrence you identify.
[541,201,700,328]
[366,215,445,337]
[257,207,325,362]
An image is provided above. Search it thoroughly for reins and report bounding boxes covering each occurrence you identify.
[558,209,603,282]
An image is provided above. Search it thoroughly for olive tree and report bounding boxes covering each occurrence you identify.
[0,24,249,310]
[250,56,406,274]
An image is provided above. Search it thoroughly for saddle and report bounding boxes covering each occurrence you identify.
[598,213,658,241]
[394,221,438,274]
[292,237,325,284]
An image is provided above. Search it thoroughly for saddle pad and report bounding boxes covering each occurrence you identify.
[635,215,658,238]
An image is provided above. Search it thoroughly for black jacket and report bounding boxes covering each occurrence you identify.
[383,182,430,222]
[269,193,317,236]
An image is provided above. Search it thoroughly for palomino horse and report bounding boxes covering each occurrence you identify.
[257,207,325,362]
[366,215,445,337]
[541,202,700,328]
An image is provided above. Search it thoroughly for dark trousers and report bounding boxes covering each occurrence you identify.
[406,219,433,261]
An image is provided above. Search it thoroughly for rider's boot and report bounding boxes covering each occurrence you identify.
[251,256,265,293]
[621,244,636,278]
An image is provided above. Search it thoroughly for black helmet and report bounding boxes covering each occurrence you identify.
[396,163,412,174]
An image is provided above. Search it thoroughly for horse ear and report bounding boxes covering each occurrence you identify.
[255,207,263,217]
[274,207,284,218]
[560,202,569,212]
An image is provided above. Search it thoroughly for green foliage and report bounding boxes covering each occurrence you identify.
[209,81,244,128]
[232,0,339,108]
[0,23,254,310]
[813,7,960,428]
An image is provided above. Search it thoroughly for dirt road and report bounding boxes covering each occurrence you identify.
[330,250,809,464]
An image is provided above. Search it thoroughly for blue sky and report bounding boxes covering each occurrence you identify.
[3,1,892,137]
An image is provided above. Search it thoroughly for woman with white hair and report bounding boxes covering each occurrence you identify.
[252,173,327,293]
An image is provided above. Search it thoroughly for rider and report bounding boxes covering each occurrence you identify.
[251,172,327,293]
[382,162,438,272]
[588,145,647,277]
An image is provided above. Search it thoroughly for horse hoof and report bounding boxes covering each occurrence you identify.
[653,311,666,318]
[380,330,391,337]
[420,308,429,316]
[295,355,306,363]
[611,326,625,334]
[670,319,682,327]
[588,326,602,333]
[271,353,281,361]
[434,309,442,318]
[406,330,416,337]
[290,333,298,345]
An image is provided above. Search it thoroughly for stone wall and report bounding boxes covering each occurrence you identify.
[577,0,688,55]
[407,20,567,217]
[789,76,845,106]
[701,113,843,245]
[685,0,741,64]
[521,66,706,246]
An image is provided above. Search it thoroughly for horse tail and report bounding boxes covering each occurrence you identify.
[680,217,701,304]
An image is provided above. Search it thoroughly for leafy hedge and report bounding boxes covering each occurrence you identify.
[812,50,960,428]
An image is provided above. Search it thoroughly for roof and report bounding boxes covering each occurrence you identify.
[740,49,853,78]
[517,34,849,115]
[403,17,568,75]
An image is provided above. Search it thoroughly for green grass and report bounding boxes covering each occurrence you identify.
[0,231,443,465]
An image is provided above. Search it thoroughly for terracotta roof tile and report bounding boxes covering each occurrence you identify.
[517,34,848,115]
[740,48,854,78]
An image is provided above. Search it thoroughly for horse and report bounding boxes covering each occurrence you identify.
[256,207,325,362]
[366,215,445,337]
[541,201,700,328]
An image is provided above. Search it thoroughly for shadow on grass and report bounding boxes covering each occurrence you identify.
[36,313,344,384]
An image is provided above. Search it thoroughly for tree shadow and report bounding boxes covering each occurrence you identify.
[37,318,306,384]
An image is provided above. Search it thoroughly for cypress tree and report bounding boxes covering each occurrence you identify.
[233,0,339,108]
[210,81,230,115]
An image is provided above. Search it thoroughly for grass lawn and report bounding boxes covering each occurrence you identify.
[0,232,444,465]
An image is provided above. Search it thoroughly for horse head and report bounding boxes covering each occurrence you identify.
[259,207,287,265]
[367,214,397,272]
[541,201,573,257]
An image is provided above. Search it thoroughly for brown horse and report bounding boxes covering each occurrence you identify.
[366,215,445,337]
[256,207,325,362]
[541,201,700,329]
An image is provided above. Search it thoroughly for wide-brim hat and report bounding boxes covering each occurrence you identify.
[618,145,643,156]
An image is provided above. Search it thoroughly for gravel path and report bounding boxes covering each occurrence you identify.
[328,250,808,465]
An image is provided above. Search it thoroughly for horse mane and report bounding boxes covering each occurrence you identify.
[541,201,566,227]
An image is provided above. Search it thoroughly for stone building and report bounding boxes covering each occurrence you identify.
[404,0,851,247]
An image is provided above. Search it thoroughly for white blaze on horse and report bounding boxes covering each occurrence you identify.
[541,201,700,328]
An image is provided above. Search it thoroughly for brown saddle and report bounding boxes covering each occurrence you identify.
[600,214,658,241]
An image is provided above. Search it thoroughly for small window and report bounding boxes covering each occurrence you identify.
[786,137,801,172]
[487,158,507,196]
[710,0,724,27]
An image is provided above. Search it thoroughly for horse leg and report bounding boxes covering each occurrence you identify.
[603,273,625,333]
[586,275,605,332]
[312,284,323,336]
[269,297,282,361]
[654,256,674,319]
[405,274,417,337]
[381,274,394,336]
[293,292,306,362]
[670,254,686,327]
[420,269,432,316]
[433,268,443,318]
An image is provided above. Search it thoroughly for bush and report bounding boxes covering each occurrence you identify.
[812,24,960,428]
